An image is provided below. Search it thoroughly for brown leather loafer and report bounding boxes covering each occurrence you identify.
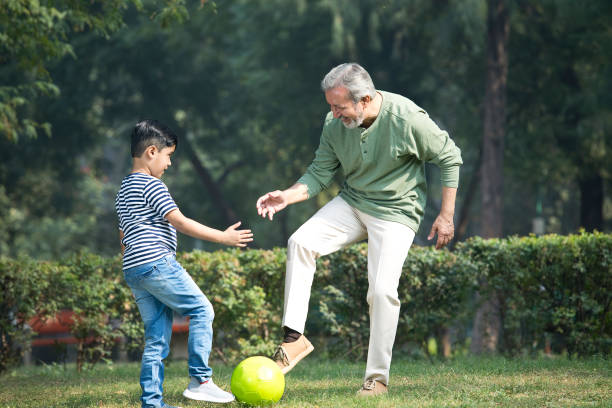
[271,334,314,374]
[357,379,388,396]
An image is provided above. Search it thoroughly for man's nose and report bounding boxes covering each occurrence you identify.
[331,107,341,118]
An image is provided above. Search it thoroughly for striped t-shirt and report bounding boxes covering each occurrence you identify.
[115,172,178,270]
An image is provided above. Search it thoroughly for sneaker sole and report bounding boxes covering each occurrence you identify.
[182,389,235,403]
[280,343,314,374]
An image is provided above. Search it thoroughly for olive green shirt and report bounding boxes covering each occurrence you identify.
[297,90,463,233]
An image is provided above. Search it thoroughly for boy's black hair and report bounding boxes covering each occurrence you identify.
[131,119,178,158]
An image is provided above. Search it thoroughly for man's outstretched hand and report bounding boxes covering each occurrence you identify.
[256,190,288,221]
[428,213,454,249]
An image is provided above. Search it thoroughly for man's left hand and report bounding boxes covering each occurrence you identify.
[428,214,454,249]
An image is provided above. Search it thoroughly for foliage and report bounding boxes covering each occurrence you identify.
[398,246,479,357]
[1,0,489,254]
[0,168,120,259]
[0,233,610,374]
[1,0,610,257]
[179,248,286,361]
[457,231,612,357]
[1,0,132,141]
[504,0,612,234]
[59,252,127,371]
[311,245,371,359]
[312,244,479,360]
[0,0,215,141]
[0,257,43,373]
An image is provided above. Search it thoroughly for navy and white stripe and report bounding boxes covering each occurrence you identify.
[115,173,178,270]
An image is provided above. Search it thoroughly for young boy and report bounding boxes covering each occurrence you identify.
[115,119,253,407]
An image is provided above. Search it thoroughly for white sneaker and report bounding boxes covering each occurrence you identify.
[182,377,235,403]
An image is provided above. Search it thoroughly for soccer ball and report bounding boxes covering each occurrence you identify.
[230,356,285,405]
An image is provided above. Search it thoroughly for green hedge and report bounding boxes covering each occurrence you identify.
[0,232,610,373]
[310,244,478,360]
[457,232,612,357]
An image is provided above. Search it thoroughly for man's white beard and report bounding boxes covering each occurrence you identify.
[341,105,364,129]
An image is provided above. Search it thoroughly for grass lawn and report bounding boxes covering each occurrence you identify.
[0,356,610,407]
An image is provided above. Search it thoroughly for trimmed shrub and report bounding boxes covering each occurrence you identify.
[458,231,612,357]
[0,232,609,374]
[312,244,479,359]
[398,246,479,357]
[0,258,42,372]
[179,248,286,361]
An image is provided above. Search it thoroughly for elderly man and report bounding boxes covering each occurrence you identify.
[256,63,462,396]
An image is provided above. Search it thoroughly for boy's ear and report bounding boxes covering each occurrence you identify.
[145,145,158,158]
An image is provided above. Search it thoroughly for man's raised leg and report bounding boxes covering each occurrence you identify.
[274,196,366,373]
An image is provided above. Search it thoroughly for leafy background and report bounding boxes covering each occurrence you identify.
[1,0,610,260]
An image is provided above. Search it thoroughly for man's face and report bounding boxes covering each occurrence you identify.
[325,87,364,129]
[150,144,175,178]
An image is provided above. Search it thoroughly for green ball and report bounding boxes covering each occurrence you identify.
[230,356,285,406]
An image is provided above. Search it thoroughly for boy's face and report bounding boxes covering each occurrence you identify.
[149,145,176,178]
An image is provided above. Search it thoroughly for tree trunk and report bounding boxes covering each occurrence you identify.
[471,289,502,354]
[181,137,238,226]
[481,0,508,238]
[451,148,482,247]
[471,0,509,355]
[579,173,603,232]
[437,326,452,359]
[558,65,604,234]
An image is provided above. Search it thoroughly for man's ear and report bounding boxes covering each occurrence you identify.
[361,95,372,106]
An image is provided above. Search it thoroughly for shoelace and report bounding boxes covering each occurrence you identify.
[272,346,289,366]
[363,379,376,390]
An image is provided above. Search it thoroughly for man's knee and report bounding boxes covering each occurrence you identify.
[367,287,400,308]
[287,232,320,265]
[288,231,305,249]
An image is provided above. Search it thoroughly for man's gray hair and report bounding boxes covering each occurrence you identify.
[321,63,376,103]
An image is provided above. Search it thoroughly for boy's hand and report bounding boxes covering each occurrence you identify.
[222,221,254,247]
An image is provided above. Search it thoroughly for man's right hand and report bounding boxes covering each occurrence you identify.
[256,190,288,220]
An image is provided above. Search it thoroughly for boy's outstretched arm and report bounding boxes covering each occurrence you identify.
[165,209,253,247]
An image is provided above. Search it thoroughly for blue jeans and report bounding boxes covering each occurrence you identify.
[124,254,214,408]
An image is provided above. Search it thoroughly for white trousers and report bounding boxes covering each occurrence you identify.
[282,196,415,385]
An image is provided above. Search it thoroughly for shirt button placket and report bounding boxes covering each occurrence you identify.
[361,132,368,157]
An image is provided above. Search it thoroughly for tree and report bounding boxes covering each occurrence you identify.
[1,0,489,255]
[506,0,612,234]
[3,0,607,260]
[470,0,508,354]
[0,0,200,141]
[0,0,211,257]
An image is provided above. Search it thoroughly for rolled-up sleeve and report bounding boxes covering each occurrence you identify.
[433,138,462,188]
[405,112,463,188]
[297,130,341,198]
